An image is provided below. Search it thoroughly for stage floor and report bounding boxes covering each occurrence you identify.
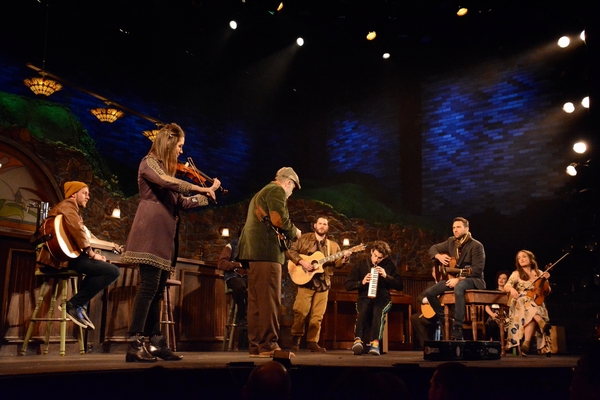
[0,350,579,400]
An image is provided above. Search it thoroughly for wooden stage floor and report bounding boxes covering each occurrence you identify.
[0,350,578,400]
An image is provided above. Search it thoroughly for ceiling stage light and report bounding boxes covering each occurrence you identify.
[229,20,237,30]
[580,30,586,41]
[563,102,575,113]
[558,36,570,48]
[457,7,468,16]
[296,37,304,46]
[382,53,390,59]
[582,96,589,109]
[573,142,587,154]
[566,163,578,176]
[366,31,376,40]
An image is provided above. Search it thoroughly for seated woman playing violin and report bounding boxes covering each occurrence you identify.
[504,249,552,356]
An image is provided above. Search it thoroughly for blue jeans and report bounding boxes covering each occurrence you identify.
[425,278,478,326]
[128,264,169,336]
[39,254,121,308]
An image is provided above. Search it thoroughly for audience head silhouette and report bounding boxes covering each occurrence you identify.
[429,362,478,400]
[243,361,291,400]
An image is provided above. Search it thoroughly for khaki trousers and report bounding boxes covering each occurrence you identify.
[291,287,329,343]
[247,261,281,354]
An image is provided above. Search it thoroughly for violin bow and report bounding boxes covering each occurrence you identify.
[525,252,569,290]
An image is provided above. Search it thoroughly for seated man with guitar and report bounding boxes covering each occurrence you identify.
[424,217,486,340]
[35,181,121,329]
[286,216,358,352]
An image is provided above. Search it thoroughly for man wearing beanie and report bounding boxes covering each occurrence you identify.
[36,181,120,329]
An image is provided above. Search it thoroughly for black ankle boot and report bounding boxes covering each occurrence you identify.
[148,335,183,361]
[451,325,464,341]
[126,335,157,363]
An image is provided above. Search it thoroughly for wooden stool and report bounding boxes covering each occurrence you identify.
[440,289,508,355]
[222,287,246,351]
[160,278,181,351]
[21,269,85,356]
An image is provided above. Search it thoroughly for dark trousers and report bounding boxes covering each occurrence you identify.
[411,313,436,349]
[425,279,477,326]
[226,276,248,322]
[49,254,120,308]
[354,296,392,343]
[128,264,169,336]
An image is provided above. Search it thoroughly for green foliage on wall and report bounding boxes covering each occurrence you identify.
[0,91,120,193]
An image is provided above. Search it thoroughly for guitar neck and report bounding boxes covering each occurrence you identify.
[317,245,363,266]
[318,250,346,266]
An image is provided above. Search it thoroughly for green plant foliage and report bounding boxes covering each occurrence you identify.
[0,91,121,194]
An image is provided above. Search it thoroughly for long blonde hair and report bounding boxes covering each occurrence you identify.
[149,123,184,176]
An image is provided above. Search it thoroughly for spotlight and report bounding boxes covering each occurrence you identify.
[366,31,376,40]
[296,37,304,46]
[382,53,390,59]
[563,102,575,113]
[580,30,586,42]
[566,163,578,176]
[558,36,570,48]
[457,7,468,16]
[582,96,589,109]
[229,20,237,30]
[573,142,587,154]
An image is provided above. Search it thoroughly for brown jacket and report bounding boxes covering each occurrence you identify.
[36,198,90,269]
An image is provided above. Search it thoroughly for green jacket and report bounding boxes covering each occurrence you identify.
[236,182,298,265]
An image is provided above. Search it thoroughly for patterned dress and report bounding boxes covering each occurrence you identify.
[505,270,551,353]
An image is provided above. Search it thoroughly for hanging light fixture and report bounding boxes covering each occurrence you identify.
[142,129,160,142]
[24,72,63,96]
[23,3,62,97]
[91,104,125,123]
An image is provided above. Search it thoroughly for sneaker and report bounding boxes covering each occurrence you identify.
[368,340,380,356]
[352,337,363,355]
[65,302,89,329]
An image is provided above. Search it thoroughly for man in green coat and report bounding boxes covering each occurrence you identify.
[236,167,302,358]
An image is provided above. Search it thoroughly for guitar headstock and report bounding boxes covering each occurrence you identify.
[349,243,367,253]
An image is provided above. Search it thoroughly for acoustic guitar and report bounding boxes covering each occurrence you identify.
[288,244,366,285]
[42,214,122,262]
[42,214,80,262]
[433,253,472,282]
[420,303,436,319]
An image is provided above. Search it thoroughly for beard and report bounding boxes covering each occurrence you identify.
[315,227,328,236]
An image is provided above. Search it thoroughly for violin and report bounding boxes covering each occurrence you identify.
[175,157,228,196]
[525,252,569,306]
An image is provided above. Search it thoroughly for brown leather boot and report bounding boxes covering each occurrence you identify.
[291,336,301,352]
[306,342,326,352]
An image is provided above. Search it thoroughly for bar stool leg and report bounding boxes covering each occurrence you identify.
[228,303,238,351]
[21,280,49,355]
[43,279,61,355]
[160,286,177,352]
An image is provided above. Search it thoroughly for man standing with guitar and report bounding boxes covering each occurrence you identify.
[286,216,353,353]
[425,217,486,340]
[236,167,302,358]
[35,181,120,330]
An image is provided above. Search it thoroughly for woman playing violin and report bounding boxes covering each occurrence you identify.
[121,123,220,362]
[504,250,552,356]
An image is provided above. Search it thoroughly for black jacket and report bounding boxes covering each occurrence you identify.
[345,257,403,299]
